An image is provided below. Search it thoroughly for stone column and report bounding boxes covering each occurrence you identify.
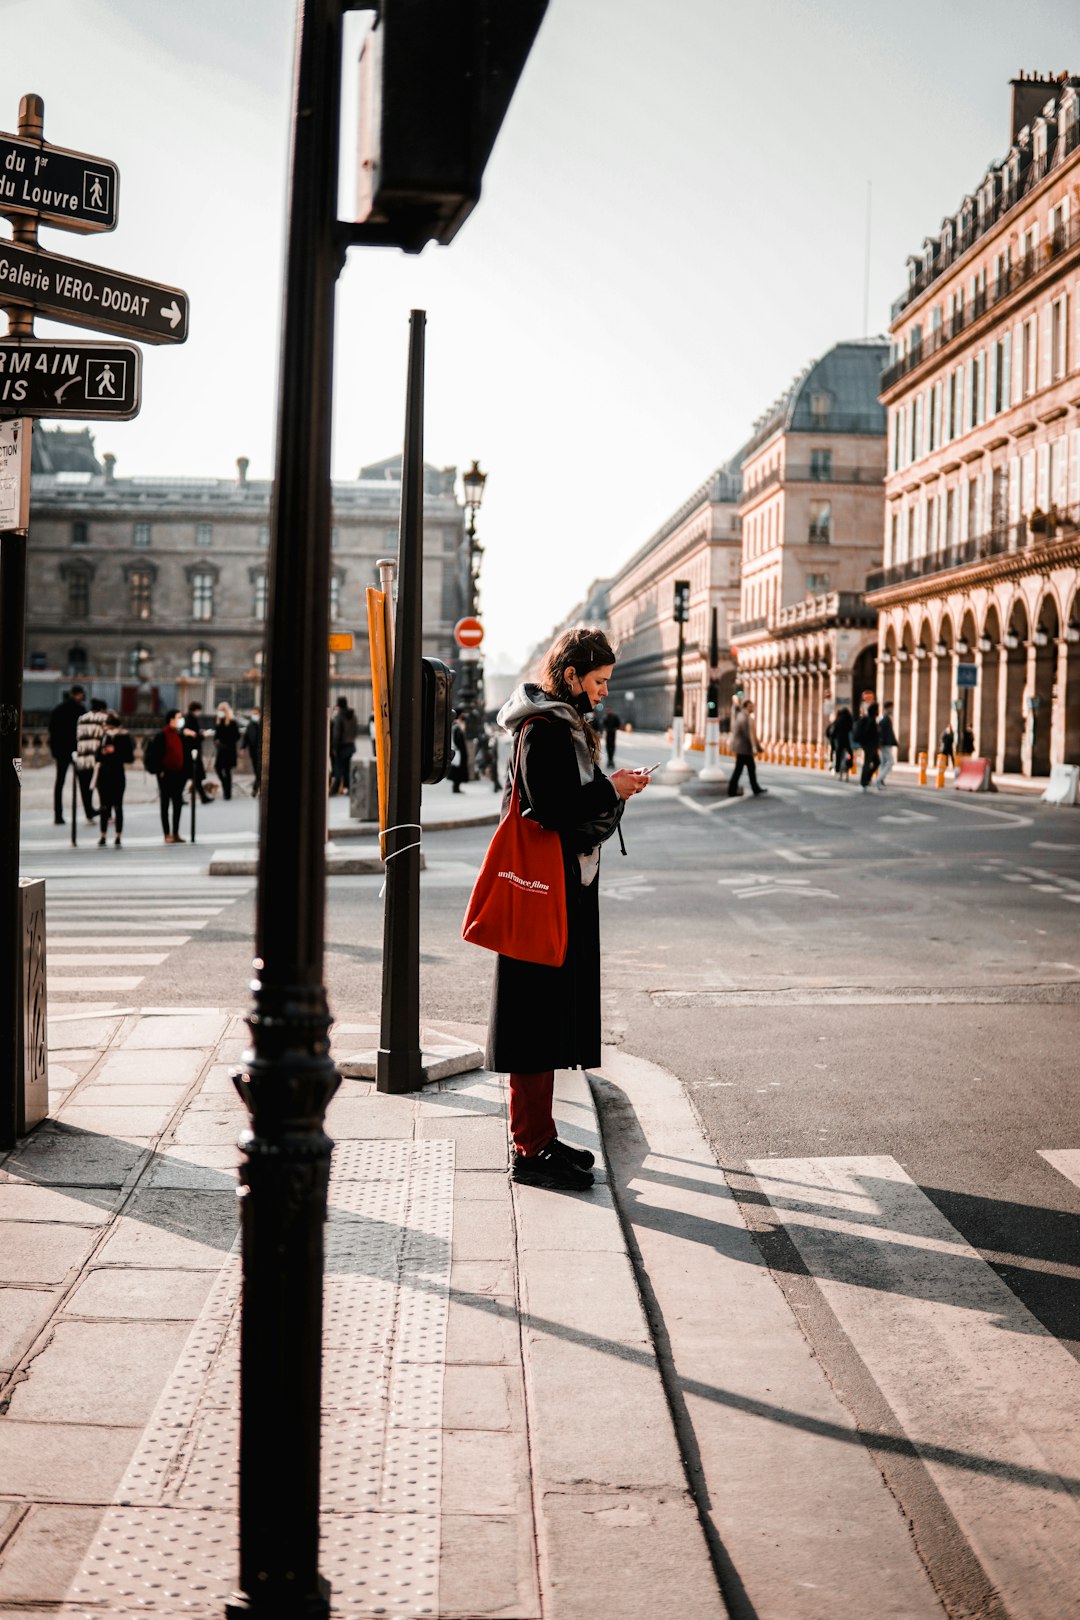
[994,647,1009,774]
[1020,640,1038,775]
[908,657,922,763]
[1051,635,1069,767]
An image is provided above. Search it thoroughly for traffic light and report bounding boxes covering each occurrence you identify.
[355,0,549,252]
[673,579,691,624]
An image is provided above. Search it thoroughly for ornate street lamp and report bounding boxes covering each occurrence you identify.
[461,459,487,708]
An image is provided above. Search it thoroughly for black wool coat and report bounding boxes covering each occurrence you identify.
[486,716,620,1074]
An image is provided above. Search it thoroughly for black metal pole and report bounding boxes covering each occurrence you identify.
[70,755,77,847]
[189,739,197,845]
[674,617,686,720]
[226,2,342,1614]
[0,525,27,1151]
[377,310,426,1095]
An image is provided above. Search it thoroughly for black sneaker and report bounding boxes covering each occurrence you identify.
[551,1137,595,1170]
[511,1146,593,1191]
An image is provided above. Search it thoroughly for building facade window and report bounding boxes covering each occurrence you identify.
[809,449,832,480]
[329,575,341,620]
[67,645,88,674]
[67,570,90,619]
[129,570,153,620]
[1051,294,1068,382]
[72,520,88,546]
[196,522,213,547]
[128,645,151,677]
[257,524,270,547]
[808,501,831,543]
[191,571,215,621]
[806,572,829,592]
[190,646,213,676]
[254,572,268,621]
[133,522,151,548]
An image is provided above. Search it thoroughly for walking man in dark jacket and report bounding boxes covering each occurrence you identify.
[877,701,899,790]
[726,701,767,797]
[853,701,880,793]
[48,685,85,824]
[329,696,359,795]
[184,702,211,804]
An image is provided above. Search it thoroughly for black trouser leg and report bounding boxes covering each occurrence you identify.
[745,753,760,793]
[54,756,70,820]
[727,756,746,796]
[112,792,124,837]
[220,766,232,800]
[158,778,171,836]
[77,768,96,819]
[170,778,184,835]
[100,800,111,836]
[860,751,878,788]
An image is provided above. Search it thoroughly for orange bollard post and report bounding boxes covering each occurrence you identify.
[935,752,947,788]
[917,750,928,786]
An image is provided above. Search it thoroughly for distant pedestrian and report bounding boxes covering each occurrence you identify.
[726,700,767,797]
[827,705,854,778]
[95,712,134,847]
[960,724,975,756]
[449,708,469,793]
[329,695,359,795]
[144,709,191,843]
[940,725,955,766]
[75,698,108,823]
[853,700,880,793]
[601,709,621,767]
[48,684,85,825]
[876,701,898,791]
[213,703,241,800]
[243,708,262,796]
[184,702,211,803]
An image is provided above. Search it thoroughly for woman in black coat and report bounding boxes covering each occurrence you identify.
[486,625,649,1190]
[213,703,241,800]
[95,712,135,847]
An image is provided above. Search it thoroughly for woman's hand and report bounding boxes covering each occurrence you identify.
[610,768,650,800]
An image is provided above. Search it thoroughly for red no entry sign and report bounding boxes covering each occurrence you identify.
[454,616,484,649]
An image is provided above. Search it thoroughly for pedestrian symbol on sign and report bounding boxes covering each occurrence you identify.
[88,360,122,399]
[84,170,110,214]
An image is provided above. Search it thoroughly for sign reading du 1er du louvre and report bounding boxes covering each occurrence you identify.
[0,130,118,233]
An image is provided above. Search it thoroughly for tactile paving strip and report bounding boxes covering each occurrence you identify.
[66,1139,453,1617]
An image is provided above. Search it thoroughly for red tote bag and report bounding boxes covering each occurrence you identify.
[462,723,568,967]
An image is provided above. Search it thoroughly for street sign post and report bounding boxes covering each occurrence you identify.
[0,131,118,233]
[956,664,978,688]
[0,239,188,344]
[0,340,141,420]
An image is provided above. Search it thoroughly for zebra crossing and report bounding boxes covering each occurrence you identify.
[44,879,253,1003]
[746,1150,1080,1618]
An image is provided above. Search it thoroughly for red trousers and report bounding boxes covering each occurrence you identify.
[508,1070,555,1157]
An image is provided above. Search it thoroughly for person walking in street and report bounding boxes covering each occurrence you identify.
[74,698,108,824]
[487,625,650,1192]
[601,708,621,768]
[960,724,975,756]
[827,704,854,778]
[48,684,85,825]
[727,699,767,797]
[184,702,211,804]
[449,709,469,793]
[242,707,262,796]
[95,712,134,847]
[877,700,899,790]
[853,700,881,793]
[329,696,359,796]
[213,703,241,801]
[940,724,955,767]
[144,709,191,843]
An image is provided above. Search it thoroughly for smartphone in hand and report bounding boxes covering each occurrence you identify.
[636,762,663,775]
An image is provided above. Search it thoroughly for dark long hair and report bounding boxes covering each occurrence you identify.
[538,624,616,763]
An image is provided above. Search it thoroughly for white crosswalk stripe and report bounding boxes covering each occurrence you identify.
[747,1153,1080,1620]
[45,882,252,1001]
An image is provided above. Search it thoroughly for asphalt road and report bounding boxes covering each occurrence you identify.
[20,746,1080,1614]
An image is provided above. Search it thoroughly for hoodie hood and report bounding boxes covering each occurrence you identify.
[497,682,594,788]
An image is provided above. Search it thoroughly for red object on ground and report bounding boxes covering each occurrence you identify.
[954,757,994,792]
[454,616,484,648]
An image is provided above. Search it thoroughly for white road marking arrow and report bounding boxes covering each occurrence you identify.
[53,374,84,402]
[160,300,182,328]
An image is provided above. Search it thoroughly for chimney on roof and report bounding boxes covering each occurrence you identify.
[102,452,116,482]
[237,456,249,485]
[1010,70,1067,141]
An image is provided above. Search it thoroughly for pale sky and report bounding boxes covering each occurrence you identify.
[3,0,1079,670]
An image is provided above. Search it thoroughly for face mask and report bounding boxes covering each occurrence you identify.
[173,717,184,730]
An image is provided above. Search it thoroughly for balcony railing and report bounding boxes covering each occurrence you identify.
[866,506,1080,592]
[807,525,831,544]
[889,116,1080,322]
[730,615,768,638]
[740,465,884,504]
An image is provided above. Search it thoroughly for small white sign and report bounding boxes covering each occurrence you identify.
[0,418,27,530]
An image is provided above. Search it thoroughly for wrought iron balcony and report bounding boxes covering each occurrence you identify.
[866,507,1080,592]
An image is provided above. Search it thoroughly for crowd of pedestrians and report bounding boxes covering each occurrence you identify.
[47,688,264,848]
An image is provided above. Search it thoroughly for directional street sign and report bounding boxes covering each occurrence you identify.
[0,239,188,344]
[0,340,141,420]
[0,131,118,233]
